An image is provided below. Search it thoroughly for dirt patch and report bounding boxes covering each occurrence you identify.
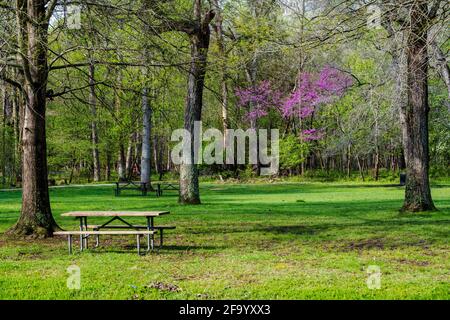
[395,258,430,266]
[146,282,181,292]
[329,237,433,252]
[342,238,385,251]
[15,251,44,260]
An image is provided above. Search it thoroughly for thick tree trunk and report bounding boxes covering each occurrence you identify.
[179,5,214,204]
[8,85,58,237]
[89,62,101,182]
[141,87,152,184]
[179,35,205,204]
[1,82,6,186]
[7,0,58,237]
[401,2,435,212]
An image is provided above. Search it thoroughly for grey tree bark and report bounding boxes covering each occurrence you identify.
[178,2,215,204]
[89,60,101,182]
[7,0,59,237]
[401,1,435,211]
[141,87,152,184]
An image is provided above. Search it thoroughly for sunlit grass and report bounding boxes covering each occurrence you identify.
[0,182,449,299]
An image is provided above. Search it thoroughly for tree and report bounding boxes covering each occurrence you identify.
[400,1,437,211]
[6,0,59,237]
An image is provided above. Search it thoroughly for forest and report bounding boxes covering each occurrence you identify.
[0,1,449,231]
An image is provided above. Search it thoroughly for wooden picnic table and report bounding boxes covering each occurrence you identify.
[60,211,170,253]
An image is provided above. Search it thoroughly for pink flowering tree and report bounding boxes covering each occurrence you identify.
[236,66,353,141]
[235,80,283,122]
[235,66,352,174]
[282,66,353,141]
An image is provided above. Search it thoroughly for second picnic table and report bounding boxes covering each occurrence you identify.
[60,211,171,253]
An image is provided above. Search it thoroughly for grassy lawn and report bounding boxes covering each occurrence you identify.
[0,182,449,300]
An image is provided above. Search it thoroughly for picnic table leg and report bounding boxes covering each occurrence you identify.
[146,217,154,252]
[160,229,163,248]
[84,217,89,249]
[142,183,147,196]
[68,235,73,254]
[79,218,84,251]
[136,234,141,255]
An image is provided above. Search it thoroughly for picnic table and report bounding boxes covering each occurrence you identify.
[154,182,179,197]
[55,211,174,255]
[114,181,149,196]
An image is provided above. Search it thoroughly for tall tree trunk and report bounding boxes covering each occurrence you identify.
[114,72,126,181]
[118,144,126,181]
[212,0,228,146]
[8,0,59,237]
[245,58,261,176]
[373,100,380,181]
[179,3,214,204]
[401,2,435,212]
[89,61,101,182]
[1,82,6,186]
[356,155,365,182]
[12,88,20,185]
[141,87,152,184]
[105,149,111,181]
[125,134,134,179]
[346,145,351,178]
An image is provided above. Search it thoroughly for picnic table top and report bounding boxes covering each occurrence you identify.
[61,211,170,217]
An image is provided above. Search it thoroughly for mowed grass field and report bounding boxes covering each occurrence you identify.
[0,182,449,299]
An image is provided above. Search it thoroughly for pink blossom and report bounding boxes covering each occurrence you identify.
[235,80,283,121]
[300,129,325,141]
[234,67,352,142]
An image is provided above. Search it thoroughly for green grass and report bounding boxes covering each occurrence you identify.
[0,182,449,299]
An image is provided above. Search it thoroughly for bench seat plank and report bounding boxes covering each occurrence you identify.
[61,211,169,217]
[54,230,156,235]
[86,225,176,230]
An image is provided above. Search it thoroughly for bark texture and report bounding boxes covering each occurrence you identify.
[401,1,435,212]
[7,0,59,237]
[89,61,101,182]
[141,87,152,184]
[178,4,215,204]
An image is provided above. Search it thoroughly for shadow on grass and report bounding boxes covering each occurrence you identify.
[70,244,225,255]
[185,217,450,242]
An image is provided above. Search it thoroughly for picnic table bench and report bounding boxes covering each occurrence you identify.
[54,230,156,255]
[114,181,149,196]
[54,211,174,255]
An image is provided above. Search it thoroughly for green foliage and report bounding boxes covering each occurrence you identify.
[279,134,308,171]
